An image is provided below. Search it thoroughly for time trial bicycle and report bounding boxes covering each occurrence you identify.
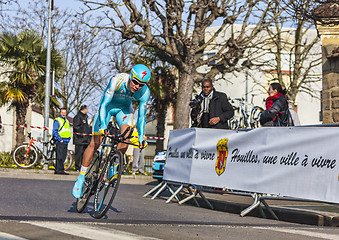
[76,123,137,219]
[12,133,73,170]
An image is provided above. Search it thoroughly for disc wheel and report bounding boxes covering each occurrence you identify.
[93,150,123,219]
[12,144,38,168]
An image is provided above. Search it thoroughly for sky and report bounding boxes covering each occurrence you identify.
[15,0,83,12]
[51,0,83,11]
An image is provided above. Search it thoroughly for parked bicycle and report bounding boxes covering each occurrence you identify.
[229,94,264,129]
[12,133,73,170]
[76,123,137,219]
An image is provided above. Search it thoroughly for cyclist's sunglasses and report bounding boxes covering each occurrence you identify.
[131,78,145,87]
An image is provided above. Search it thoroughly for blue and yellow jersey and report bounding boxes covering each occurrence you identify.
[94,73,150,144]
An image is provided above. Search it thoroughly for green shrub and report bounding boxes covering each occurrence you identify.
[0,152,14,167]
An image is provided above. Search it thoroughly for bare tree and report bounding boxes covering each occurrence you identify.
[255,0,322,106]
[0,0,114,116]
[59,14,109,115]
[282,0,339,25]
[103,32,136,74]
[79,0,279,129]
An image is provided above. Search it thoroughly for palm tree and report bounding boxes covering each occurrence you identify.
[0,30,63,147]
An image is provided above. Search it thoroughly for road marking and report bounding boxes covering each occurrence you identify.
[254,227,339,240]
[22,221,160,240]
[0,232,27,240]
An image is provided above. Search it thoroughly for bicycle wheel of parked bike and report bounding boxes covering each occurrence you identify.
[49,149,73,171]
[228,118,238,130]
[250,106,264,128]
[93,150,123,219]
[64,150,74,171]
[76,152,100,213]
[12,144,38,168]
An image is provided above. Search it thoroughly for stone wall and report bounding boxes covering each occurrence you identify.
[317,24,339,123]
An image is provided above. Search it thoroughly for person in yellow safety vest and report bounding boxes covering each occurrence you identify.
[52,107,71,175]
[130,130,148,176]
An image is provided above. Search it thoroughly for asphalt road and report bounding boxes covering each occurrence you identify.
[0,174,338,240]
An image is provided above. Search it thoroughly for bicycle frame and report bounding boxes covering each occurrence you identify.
[24,138,37,157]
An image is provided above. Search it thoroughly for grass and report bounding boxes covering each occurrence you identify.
[0,152,15,167]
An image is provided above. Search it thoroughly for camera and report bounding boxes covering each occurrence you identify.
[189,94,203,108]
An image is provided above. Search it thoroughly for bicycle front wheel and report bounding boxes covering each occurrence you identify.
[64,150,73,171]
[93,150,123,219]
[12,144,38,168]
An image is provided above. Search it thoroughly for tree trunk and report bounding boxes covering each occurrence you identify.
[15,102,29,147]
[174,71,195,129]
[26,100,32,142]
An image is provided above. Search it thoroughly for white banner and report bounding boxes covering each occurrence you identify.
[163,127,339,204]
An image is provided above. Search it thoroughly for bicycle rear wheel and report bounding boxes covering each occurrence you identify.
[12,144,38,168]
[64,150,73,171]
[76,153,100,213]
[93,150,123,219]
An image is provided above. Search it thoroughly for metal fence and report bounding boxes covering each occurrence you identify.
[144,156,154,173]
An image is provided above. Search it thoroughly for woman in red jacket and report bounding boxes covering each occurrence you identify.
[260,82,291,126]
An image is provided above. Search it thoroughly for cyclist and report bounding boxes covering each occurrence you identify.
[72,64,151,198]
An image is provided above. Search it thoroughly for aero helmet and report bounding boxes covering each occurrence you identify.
[130,64,151,83]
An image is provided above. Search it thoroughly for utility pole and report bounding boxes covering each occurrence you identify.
[43,0,53,169]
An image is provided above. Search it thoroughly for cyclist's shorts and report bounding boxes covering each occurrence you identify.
[92,105,133,134]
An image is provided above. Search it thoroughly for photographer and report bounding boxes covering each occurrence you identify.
[190,79,234,129]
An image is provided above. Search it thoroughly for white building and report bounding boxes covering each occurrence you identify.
[199,25,322,125]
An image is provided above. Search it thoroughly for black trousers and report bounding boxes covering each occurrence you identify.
[55,142,67,173]
[75,144,88,171]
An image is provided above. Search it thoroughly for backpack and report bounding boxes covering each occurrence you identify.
[274,109,294,127]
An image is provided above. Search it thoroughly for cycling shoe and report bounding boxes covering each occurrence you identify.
[72,174,85,198]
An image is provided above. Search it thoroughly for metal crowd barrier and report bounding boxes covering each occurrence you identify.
[144,123,339,219]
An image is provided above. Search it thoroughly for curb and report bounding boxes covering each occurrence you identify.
[183,194,339,227]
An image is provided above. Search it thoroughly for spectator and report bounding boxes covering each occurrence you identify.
[130,130,147,176]
[73,105,91,171]
[190,79,234,129]
[53,108,71,175]
[260,82,293,126]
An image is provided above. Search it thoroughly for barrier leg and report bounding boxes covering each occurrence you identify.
[198,191,214,210]
[143,182,164,198]
[258,205,267,219]
[179,191,197,206]
[261,199,279,220]
[179,188,200,207]
[166,184,181,202]
[151,182,168,200]
[166,184,183,204]
[240,193,260,217]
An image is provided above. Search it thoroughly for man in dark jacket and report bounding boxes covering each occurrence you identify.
[190,79,234,129]
[73,105,91,171]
